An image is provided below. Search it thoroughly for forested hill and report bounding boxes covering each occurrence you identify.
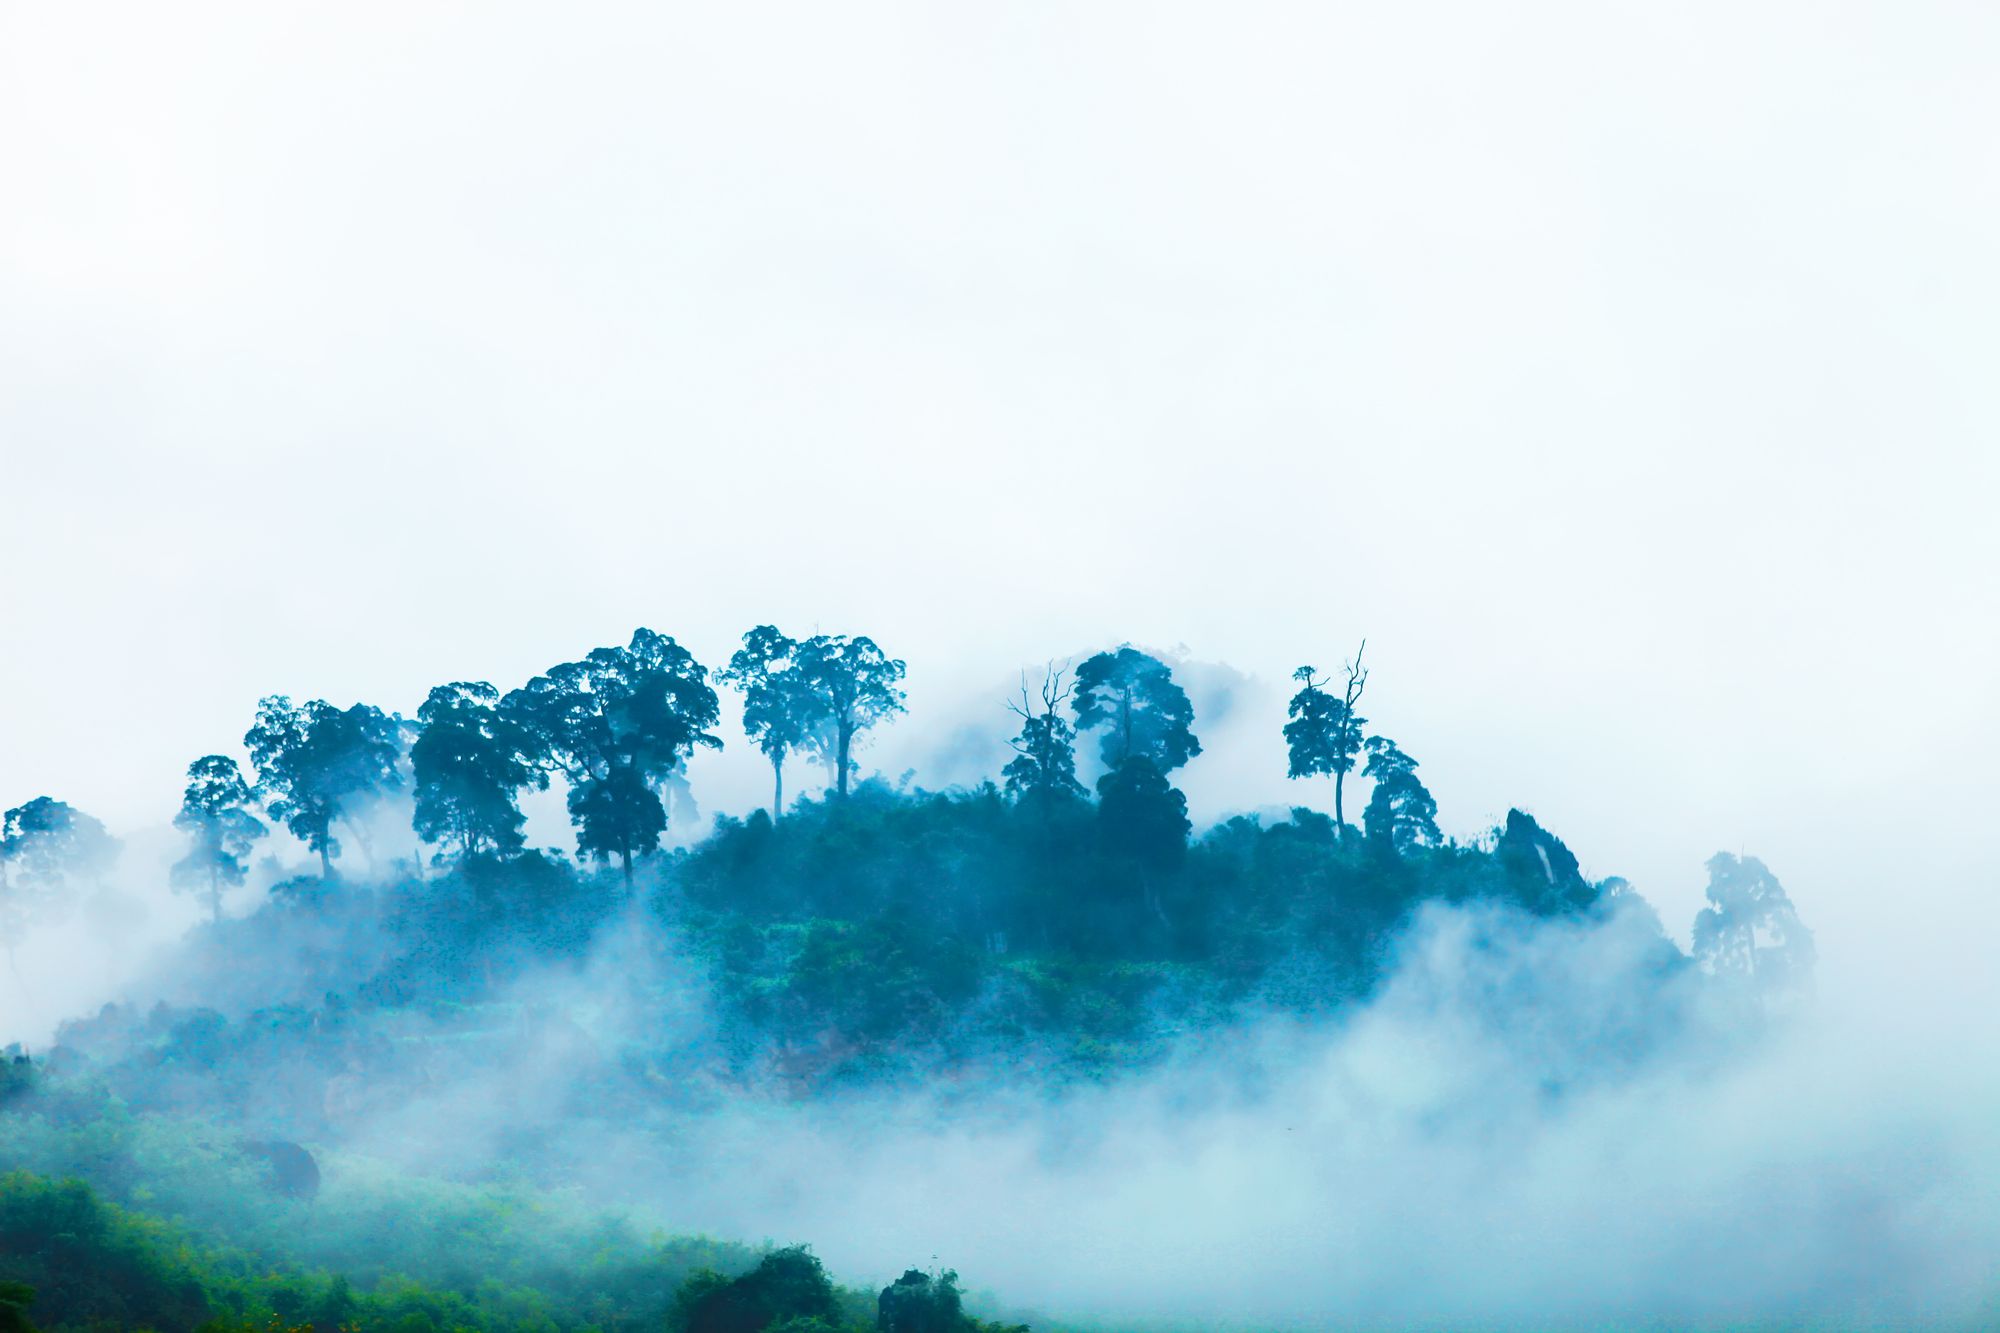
[3,627,1815,1095]
[0,628,1819,1333]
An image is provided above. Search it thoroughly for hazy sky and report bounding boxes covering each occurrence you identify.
[3,2,1996,983]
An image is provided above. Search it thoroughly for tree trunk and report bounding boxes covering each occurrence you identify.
[1334,770,1347,835]
[836,723,853,797]
[319,841,332,879]
[771,756,784,820]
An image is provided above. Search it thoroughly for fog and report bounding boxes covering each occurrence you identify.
[3,3,1999,1329]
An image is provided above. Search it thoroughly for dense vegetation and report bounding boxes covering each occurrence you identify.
[0,628,1818,1330]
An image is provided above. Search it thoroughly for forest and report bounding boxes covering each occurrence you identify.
[0,628,1818,1332]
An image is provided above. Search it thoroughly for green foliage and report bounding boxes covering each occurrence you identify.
[0,1280,36,1333]
[675,1247,840,1333]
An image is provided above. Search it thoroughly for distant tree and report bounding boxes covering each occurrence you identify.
[792,633,907,798]
[878,1268,981,1333]
[1002,663,1084,806]
[170,756,267,923]
[243,697,404,878]
[504,628,720,884]
[1360,736,1440,853]
[675,1246,838,1333]
[1,798,119,959]
[1692,853,1815,995]
[1283,642,1367,832]
[1071,647,1200,774]
[412,682,547,863]
[0,797,119,893]
[719,626,817,819]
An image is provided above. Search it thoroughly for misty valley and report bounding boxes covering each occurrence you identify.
[2,628,1826,1332]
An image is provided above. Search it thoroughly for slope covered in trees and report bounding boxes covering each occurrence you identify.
[0,627,1820,1332]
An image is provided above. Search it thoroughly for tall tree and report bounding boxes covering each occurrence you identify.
[1360,736,1440,853]
[503,628,720,883]
[1283,642,1368,832]
[718,626,816,819]
[1002,663,1085,806]
[1070,647,1200,774]
[1692,853,1816,995]
[793,633,907,798]
[411,682,546,863]
[170,757,267,923]
[243,697,404,878]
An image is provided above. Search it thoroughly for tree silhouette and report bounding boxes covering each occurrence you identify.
[244,697,404,878]
[1360,736,1439,853]
[1692,852,1816,997]
[1002,663,1084,806]
[719,626,817,819]
[411,682,546,863]
[1071,647,1200,774]
[1283,642,1368,832]
[170,756,267,922]
[792,633,907,798]
[504,628,720,884]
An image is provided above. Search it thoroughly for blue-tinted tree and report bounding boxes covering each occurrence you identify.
[1283,643,1367,833]
[719,626,817,819]
[170,756,267,922]
[1,797,120,966]
[793,633,907,798]
[1071,647,1200,774]
[1693,853,1815,997]
[1002,664,1084,807]
[504,628,720,883]
[243,697,404,878]
[1360,736,1440,854]
[411,682,546,863]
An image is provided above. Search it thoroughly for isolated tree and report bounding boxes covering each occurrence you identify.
[719,625,817,819]
[1283,642,1368,832]
[411,681,546,863]
[503,628,720,883]
[1360,736,1440,853]
[1002,663,1085,806]
[1692,852,1816,995]
[170,756,267,922]
[244,697,404,878]
[792,633,907,798]
[1071,647,1200,774]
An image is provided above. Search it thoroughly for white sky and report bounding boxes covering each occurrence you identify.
[2,2,1997,986]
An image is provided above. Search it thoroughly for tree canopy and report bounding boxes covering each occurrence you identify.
[170,756,266,922]
[1071,647,1199,774]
